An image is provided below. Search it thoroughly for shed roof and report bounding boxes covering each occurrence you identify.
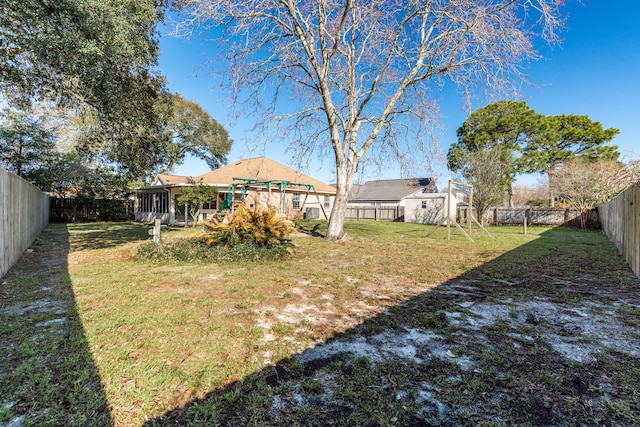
[349,178,437,202]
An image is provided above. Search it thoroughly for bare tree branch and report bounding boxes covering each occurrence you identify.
[175,0,565,239]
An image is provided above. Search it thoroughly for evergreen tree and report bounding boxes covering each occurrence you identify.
[521,114,619,206]
[447,100,543,206]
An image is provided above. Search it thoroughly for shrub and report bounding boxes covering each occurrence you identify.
[136,204,298,263]
[201,203,297,248]
[136,238,293,263]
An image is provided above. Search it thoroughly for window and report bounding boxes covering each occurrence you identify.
[324,195,330,210]
[293,192,301,210]
[421,200,427,209]
[371,202,381,208]
[138,192,169,213]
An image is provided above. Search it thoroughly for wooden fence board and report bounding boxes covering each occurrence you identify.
[1,168,49,278]
[599,183,640,278]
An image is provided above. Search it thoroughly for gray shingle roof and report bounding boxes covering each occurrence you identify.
[349,178,437,202]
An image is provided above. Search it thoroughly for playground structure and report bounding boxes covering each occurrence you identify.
[220,177,330,219]
[427,180,492,242]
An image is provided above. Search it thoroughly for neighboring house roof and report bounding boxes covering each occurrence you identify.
[142,157,336,194]
[152,173,190,186]
[349,178,438,202]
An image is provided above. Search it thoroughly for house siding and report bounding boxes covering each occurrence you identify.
[135,185,334,225]
[404,193,461,225]
[135,158,335,225]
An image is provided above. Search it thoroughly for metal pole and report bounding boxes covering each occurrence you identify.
[447,180,452,240]
[468,185,473,236]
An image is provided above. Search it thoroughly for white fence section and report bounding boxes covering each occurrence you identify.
[1,168,50,278]
[599,183,640,278]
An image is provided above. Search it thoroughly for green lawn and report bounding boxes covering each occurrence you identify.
[1,221,638,426]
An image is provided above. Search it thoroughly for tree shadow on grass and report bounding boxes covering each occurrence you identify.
[144,227,640,426]
[65,221,178,251]
[0,224,113,426]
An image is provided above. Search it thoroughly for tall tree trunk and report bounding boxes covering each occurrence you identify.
[548,167,556,207]
[326,158,356,241]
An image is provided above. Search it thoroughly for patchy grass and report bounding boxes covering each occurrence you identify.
[1,221,639,426]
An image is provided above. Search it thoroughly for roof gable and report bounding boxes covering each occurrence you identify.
[196,157,335,193]
[152,174,190,186]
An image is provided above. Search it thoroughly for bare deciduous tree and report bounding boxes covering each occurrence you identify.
[512,183,549,207]
[176,0,564,240]
[551,159,640,229]
[454,146,511,224]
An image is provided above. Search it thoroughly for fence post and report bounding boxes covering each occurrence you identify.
[153,219,161,244]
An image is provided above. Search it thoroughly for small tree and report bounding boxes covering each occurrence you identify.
[0,108,56,179]
[452,145,511,224]
[551,158,640,229]
[176,179,219,227]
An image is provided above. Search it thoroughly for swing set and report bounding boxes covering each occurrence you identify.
[426,180,492,242]
[219,177,330,219]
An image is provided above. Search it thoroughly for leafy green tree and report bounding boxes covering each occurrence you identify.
[0,108,56,179]
[176,179,219,227]
[447,100,543,206]
[521,114,619,206]
[0,0,170,178]
[160,94,233,173]
[28,149,102,196]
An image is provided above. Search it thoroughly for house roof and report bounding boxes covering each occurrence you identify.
[144,157,336,194]
[349,178,437,202]
[152,173,190,186]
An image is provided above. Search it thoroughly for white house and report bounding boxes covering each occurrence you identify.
[404,191,465,225]
[348,178,438,206]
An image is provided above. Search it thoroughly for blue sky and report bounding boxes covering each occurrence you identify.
[159,1,639,188]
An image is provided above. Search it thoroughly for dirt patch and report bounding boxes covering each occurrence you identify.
[238,272,640,426]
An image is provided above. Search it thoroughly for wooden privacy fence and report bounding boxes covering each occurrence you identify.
[458,206,598,228]
[599,183,640,278]
[1,168,49,278]
[345,206,405,221]
[49,197,134,223]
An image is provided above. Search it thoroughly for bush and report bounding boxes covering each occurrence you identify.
[136,238,293,263]
[136,204,298,263]
[201,204,297,248]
